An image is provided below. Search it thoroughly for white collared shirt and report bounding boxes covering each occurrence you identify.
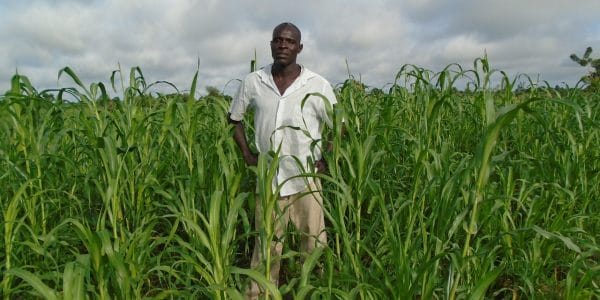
[229,64,337,196]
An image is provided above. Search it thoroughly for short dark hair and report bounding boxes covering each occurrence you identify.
[273,22,301,42]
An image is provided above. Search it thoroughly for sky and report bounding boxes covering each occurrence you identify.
[1,0,599,97]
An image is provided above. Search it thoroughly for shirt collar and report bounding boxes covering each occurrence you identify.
[258,64,317,88]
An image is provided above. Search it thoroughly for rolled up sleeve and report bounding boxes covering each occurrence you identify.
[229,81,249,121]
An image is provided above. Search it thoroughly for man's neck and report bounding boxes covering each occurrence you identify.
[272,63,301,79]
[271,63,302,95]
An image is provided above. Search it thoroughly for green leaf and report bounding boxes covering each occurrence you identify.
[6,268,58,300]
[63,255,89,300]
[58,67,89,95]
[299,247,324,287]
[532,226,582,254]
[230,267,282,300]
[468,267,502,300]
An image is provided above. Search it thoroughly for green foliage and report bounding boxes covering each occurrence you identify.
[570,46,600,90]
[0,60,598,299]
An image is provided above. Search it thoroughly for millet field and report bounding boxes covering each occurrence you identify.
[1,57,599,299]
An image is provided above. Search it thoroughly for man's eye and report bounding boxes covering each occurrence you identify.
[271,38,296,45]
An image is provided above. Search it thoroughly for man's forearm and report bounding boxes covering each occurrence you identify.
[229,114,257,165]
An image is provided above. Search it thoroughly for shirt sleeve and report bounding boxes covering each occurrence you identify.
[229,79,250,121]
[319,81,338,128]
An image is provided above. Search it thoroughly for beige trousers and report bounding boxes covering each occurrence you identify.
[245,179,327,299]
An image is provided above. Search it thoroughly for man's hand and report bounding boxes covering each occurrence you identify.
[315,157,328,173]
[229,114,258,166]
[243,151,259,166]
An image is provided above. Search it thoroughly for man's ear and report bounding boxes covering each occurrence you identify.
[298,43,303,53]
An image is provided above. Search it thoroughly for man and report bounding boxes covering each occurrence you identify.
[228,22,338,298]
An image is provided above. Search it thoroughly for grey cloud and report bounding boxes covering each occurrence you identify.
[1,0,598,94]
[403,0,600,39]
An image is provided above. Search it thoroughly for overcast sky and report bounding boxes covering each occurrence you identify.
[1,0,599,96]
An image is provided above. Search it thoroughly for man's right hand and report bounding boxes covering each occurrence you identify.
[229,114,258,166]
[243,151,259,166]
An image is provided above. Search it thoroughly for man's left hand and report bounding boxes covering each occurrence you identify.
[315,158,328,173]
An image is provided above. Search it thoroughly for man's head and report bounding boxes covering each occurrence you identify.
[270,22,303,67]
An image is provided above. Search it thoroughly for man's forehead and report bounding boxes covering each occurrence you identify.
[273,28,296,37]
[273,24,301,40]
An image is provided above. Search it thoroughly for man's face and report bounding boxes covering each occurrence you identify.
[270,27,303,66]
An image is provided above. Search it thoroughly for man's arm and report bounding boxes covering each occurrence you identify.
[315,104,345,173]
[315,133,332,173]
[228,114,258,166]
